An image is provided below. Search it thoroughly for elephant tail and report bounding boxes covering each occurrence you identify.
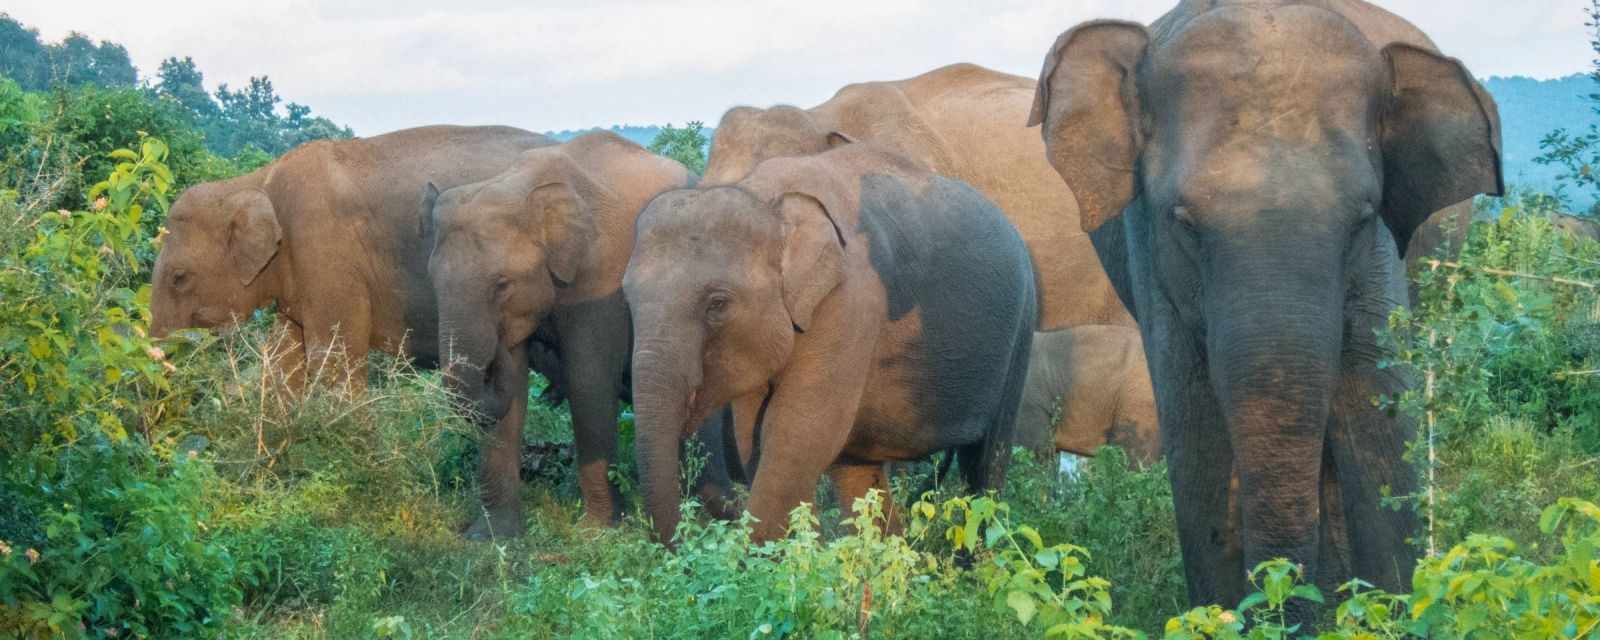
[962,298,1035,495]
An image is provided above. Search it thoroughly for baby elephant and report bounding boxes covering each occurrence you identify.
[624,142,1037,543]
[1017,326,1159,466]
[426,131,692,538]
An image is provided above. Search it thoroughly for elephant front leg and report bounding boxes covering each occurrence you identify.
[466,345,530,540]
[1152,332,1247,608]
[746,344,872,542]
[555,304,630,527]
[264,315,308,399]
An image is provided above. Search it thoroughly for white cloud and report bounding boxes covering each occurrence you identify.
[8,0,1591,134]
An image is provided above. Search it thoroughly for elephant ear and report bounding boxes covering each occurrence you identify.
[418,181,441,240]
[1028,20,1149,233]
[529,181,594,287]
[1380,43,1504,255]
[225,189,281,287]
[778,192,846,333]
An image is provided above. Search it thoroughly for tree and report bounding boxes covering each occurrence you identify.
[90,42,136,87]
[647,121,709,175]
[155,56,216,119]
[1535,0,1600,214]
[0,13,46,90]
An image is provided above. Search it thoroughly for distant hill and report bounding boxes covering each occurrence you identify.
[563,75,1600,210]
[546,125,684,148]
[1483,74,1600,210]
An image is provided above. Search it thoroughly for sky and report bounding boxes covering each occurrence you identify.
[10,0,1593,135]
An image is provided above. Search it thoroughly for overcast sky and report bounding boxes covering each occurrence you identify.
[10,1,1592,135]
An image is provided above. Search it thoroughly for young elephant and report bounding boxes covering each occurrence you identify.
[149,125,552,386]
[624,142,1037,544]
[1017,326,1158,466]
[425,132,693,538]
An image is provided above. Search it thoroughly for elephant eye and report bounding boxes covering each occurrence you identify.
[705,292,732,323]
[494,276,511,294]
[1173,206,1197,229]
[171,270,190,287]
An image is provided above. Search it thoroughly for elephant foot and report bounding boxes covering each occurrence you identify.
[463,509,525,541]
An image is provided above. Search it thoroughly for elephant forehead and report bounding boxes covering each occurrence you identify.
[1157,4,1380,101]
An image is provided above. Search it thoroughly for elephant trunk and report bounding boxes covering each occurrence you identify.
[631,332,705,545]
[441,307,513,427]
[1205,224,1347,569]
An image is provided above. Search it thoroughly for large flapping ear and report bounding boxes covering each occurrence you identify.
[1380,43,1504,255]
[418,181,440,240]
[225,189,282,286]
[777,192,846,332]
[1028,20,1149,232]
[528,181,595,287]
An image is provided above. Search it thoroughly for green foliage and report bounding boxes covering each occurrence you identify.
[0,137,186,448]
[1161,499,1600,639]
[1004,448,1188,633]
[0,15,136,92]
[0,440,246,639]
[647,122,710,175]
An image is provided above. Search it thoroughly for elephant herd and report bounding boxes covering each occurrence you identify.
[147,1,1503,618]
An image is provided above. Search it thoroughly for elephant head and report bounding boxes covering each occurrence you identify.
[150,182,283,338]
[702,106,852,186]
[426,152,597,425]
[623,182,845,543]
[1031,4,1500,602]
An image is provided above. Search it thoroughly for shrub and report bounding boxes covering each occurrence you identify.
[0,440,247,639]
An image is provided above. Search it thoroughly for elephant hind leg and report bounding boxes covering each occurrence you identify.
[829,463,900,535]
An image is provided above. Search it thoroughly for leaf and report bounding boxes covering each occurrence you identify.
[1018,525,1044,551]
[1237,592,1267,613]
[1006,590,1038,625]
[1290,584,1325,604]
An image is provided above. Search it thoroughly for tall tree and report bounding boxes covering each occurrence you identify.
[155,56,216,118]
[0,14,45,90]
[90,41,136,87]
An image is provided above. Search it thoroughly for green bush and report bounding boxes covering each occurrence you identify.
[0,440,247,639]
[1162,498,1600,639]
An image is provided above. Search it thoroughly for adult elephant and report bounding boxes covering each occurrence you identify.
[1017,326,1158,466]
[704,63,1131,331]
[1030,0,1502,613]
[149,125,553,388]
[625,142,1036,544]
[424,132,726,538]
[1555,211,1600,243]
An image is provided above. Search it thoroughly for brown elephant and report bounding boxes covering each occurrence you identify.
[1017,326,1158,466]
[1030,0,1501,618]
[1555,212,1600,243]
[149,125,552,387]
[703,63,1131,332]
[624,142,1037,544]
[424,132,711,538]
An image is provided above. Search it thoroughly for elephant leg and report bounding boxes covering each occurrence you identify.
[555,305,630,527]
[829,462,899,535]
[265,315,307,399]
[746,355,869,542]
[1328,363,1418,593]
[466,345,530,540]
[302,302,371,392]
[1153,332,1246,608]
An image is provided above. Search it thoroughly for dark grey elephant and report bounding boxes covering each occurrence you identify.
[1030,0,1502,614]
